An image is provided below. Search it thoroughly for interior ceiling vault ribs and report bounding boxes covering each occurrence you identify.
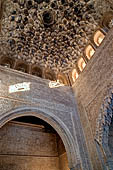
[0,0,112,73]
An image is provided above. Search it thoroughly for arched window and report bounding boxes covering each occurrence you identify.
[78,57,86,72]
[0,57,15,68]
[94,30,105,46]
[31,65,43,78]
[15,62,29,73]
[57,73,69,85]
[85,45,95,60]
[101,12,113,30]
[72,69,78,82]
[44,69,56,81]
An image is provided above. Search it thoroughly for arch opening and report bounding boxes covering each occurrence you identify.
[31,66,43,78]
[0,107,78,170]
[0,115,70,170]
[77,57,86,72]
[0,57,15,69]
[15,62,29,73]
[93,30,105,47]
[85,44,95,60]
[57,73,68,86]
[72,69,78,82]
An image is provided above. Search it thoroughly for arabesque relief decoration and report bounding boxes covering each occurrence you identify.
[95,88,113,146]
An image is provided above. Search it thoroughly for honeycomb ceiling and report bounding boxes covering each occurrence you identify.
[0,0,112,73]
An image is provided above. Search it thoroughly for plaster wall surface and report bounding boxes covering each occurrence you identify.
[0,122,58,156]
[0,156,60,170]
[72,28,113,169]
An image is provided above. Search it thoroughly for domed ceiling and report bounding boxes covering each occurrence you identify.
[0,0,112,73]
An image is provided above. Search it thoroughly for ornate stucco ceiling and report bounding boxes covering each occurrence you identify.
[0,0,112,73]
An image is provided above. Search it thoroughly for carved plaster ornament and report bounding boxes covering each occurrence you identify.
[95,89,113,145]
[49,80,65,88]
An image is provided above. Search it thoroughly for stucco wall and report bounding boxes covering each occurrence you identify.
[72,28,113,169]
[0,64,93,170]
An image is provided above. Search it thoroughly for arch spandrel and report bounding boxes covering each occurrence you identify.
[0,106,80,170]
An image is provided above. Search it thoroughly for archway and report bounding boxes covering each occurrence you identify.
[0,106,78,170]
[0,115,70,170]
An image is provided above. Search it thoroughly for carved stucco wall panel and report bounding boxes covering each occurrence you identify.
[94,89,113,170]
[72,28,113,170]
[0,65,93,170]
[95,89,113,145]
